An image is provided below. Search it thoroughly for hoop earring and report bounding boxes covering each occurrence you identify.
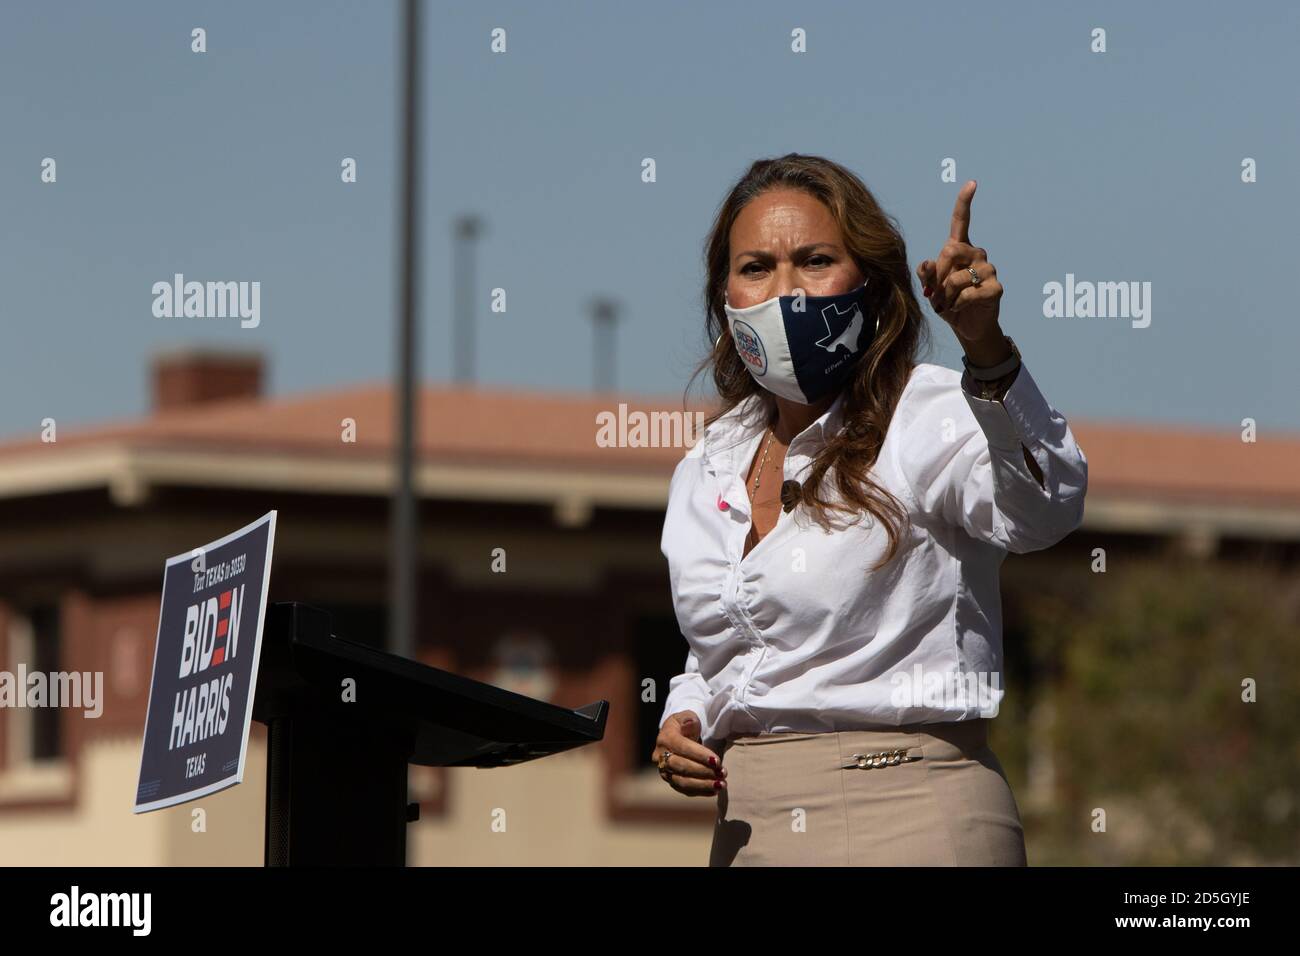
[714,332,725,350]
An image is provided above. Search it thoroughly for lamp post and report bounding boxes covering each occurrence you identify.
[589,297,620,393]
[389,0,422,661]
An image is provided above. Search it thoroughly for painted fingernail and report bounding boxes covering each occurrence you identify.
[708,756,717,769]
[714,780,724,790]
[923,286,931,296]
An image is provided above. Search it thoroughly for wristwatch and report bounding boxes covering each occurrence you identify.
[961,335,1021,401]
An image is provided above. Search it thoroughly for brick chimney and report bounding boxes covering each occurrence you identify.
[151,348,264,412]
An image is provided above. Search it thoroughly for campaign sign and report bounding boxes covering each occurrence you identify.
[133,511,277,813]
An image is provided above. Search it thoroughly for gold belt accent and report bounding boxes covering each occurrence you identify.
[840,747,921,770]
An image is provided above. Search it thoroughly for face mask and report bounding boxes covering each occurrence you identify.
[723,280,878,404]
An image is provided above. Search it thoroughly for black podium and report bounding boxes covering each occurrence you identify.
[252,602,608,866]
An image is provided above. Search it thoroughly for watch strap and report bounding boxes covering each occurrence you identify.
[962,335,1021,380]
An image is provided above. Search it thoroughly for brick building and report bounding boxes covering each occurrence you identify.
[0,349,1296,865]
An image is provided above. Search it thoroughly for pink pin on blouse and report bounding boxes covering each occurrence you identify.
[716,494,729,511]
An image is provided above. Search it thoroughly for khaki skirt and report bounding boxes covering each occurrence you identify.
[709,718,1027,866]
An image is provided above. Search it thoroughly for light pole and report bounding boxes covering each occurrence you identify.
[589,297,620,393]
[389,0,422,661]
[453,215,483,384]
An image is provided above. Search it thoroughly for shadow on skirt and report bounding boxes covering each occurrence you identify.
[709,718,1027,866]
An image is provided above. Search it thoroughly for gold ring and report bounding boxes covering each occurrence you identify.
[657,748,674,780]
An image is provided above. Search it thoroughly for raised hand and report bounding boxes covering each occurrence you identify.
[916,179,1004,348]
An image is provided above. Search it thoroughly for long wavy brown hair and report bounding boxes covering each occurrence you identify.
[684,153,934,569]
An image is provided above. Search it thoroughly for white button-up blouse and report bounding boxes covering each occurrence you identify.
[657,361,1088,747]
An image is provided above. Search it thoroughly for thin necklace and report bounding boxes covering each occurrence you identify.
[750,427,776,502]
[745,427,776,552]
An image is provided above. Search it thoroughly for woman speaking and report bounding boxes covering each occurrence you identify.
[652,154,1088,866]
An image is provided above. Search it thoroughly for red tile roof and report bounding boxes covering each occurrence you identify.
[0,383,1296,505]
[0,384,703,473]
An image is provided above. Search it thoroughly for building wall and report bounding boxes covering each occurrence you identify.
[0,733,712,866]
[0,494,718,865]
[7,487,1281,865]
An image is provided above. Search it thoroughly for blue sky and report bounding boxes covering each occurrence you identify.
[1,0,1296,439]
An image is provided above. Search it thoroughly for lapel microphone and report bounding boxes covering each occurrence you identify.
[779,479,802,513]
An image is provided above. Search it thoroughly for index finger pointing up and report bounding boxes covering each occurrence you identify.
[949,179,977,244]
